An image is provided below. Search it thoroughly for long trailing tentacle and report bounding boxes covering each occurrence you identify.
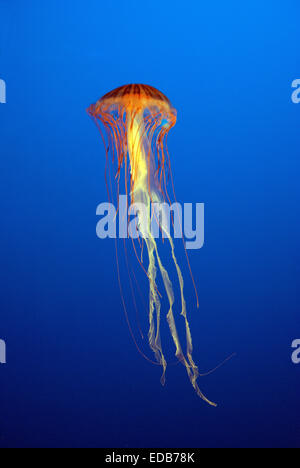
[88,97,228,405]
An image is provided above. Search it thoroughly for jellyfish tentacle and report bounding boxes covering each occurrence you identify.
[127,109,216,404]
[128,114,168,382]
[146,235,167,384]
[150,231,216,406]
[154,201,216,406]
[167,234,217,406]
[88,85,218,405]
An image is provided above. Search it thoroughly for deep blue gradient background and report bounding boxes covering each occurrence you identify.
[0,0,299,448]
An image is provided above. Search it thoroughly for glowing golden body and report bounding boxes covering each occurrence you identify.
[88,84,215,405]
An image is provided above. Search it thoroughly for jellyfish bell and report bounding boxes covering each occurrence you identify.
[88,84,176,116]
[87,84,177,202]
[88,84,216,406]
[87,84,177,145]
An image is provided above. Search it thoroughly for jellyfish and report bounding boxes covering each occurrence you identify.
[87,84,216,406]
